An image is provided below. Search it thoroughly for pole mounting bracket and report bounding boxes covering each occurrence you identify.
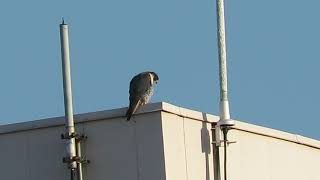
[63,156,90,165]
[61,132,77,139]
[61,133,88,141]
[212,124,236,147]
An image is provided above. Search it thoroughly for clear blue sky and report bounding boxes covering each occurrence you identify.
[0,1,319,140]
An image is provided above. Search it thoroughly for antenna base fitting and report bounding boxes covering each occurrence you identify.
[217,119,235,127]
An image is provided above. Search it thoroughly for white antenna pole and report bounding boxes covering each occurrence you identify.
[60,19,77,171]
[216,0,234,127]
[217,0,230,122]
[214,1,235,180]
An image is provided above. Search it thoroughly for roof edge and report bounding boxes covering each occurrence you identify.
[160,102,320,149]
[0,101,319,149]
[0,102,164,134]
[232,121,320,149]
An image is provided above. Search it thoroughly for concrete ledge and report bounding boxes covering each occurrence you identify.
[232,120,320,149]
[0,102,163,134]
[160,102,219,123]
[0,101,319,149]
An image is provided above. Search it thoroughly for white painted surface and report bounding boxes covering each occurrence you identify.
[0,102,319,180]
[227,129,320,180]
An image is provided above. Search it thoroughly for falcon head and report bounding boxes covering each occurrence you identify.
[149,72,159,85]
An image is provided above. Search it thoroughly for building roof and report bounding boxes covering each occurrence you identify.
[0,101,319,149]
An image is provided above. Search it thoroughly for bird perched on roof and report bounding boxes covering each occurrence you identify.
[126,71,159,121]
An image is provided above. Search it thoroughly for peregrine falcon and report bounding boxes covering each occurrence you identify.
[126,71,159,121]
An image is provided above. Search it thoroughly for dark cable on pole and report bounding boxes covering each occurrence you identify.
[70,169,75,180]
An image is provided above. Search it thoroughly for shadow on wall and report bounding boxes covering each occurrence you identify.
[201,113,212,180]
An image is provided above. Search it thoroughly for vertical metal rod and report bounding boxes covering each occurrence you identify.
[216,0,230,121]
[211,124,221,180]
[76,140,83,180]
[60,20,77,170]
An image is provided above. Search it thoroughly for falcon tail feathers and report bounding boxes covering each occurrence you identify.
[126,99,141,121]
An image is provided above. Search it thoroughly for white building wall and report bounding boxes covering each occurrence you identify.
[227,127,320,180]
[0,102,319,180]
[0,108,166,180]
[82,112,166,180]
[0,126,68,180]
[161,111,214,180]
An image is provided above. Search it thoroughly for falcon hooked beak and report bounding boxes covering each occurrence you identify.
[150,72,159,85]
